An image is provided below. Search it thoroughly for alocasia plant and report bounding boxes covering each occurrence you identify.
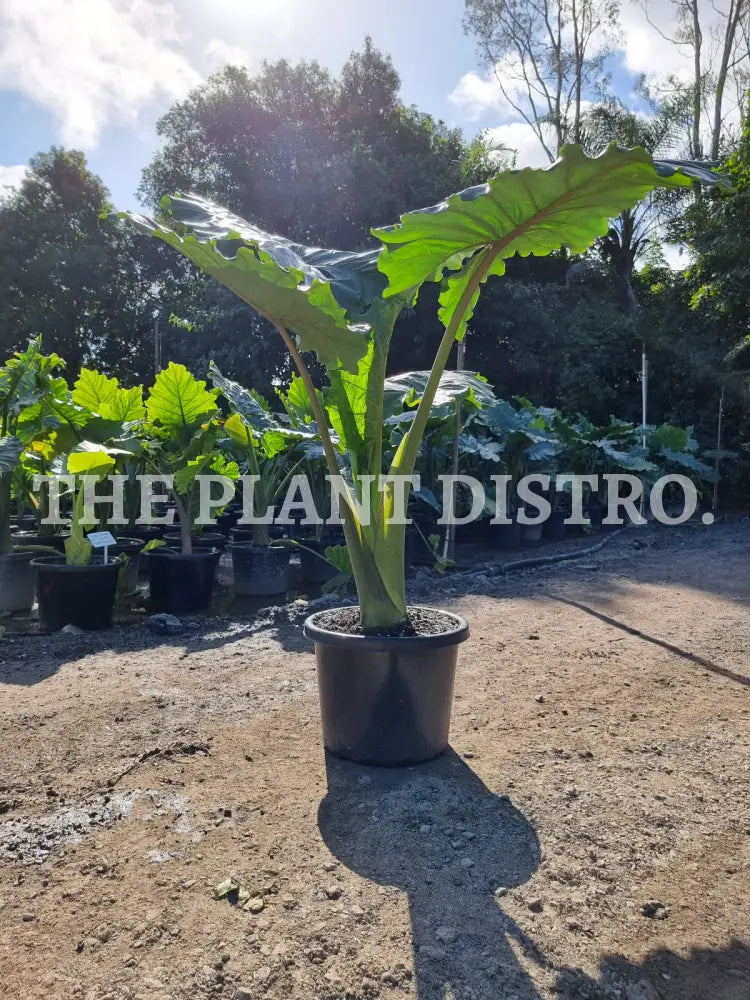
[125,144,727,629]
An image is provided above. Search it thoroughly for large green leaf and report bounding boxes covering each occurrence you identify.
[126,195,384,373]
[373,144,727,339]
[0,436,22,475]
[147,362,218,432]
[209,362,274,432]
[73,369,146,424]
[383,370,498,417]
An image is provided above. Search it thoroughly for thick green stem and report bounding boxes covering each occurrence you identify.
[389,246,499,481]
[171,490,192,554]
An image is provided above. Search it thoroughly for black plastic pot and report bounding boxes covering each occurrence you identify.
[543,509,567,541]
[299,537,342,583]
[11,531,68,553]
[148,547,221,613]
[113,524,165,543]
[490,518,522,550]
[230,543,291,596]
[230,525,287,545]
[0,551,36,612]
[216,510,242,536]
[520,520,543,545]
[109,537,144,593]
[582,502,603,532]
[164,530,227,551]
[10,514,36,533]
[304,607,469,766]
[32,556,120,631]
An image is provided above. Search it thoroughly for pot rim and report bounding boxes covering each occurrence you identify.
[147,546,221,561]
[0,549,37,563]
[229,542,290,554]
[30,555,121,572]
[303,605,469,651]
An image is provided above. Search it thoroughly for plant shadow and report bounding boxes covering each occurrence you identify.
[555,941,750,1000]
[318,748,545,999]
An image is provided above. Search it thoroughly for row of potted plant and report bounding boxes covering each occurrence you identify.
[4,145,727,763]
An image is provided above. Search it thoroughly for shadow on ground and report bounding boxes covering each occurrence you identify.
[555,941,750,1000]
[318,748,545,1000]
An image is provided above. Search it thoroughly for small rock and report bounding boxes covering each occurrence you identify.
[527,898,543,913]
[323,861,337,872]
[460,858,475,868]
[419,824,431,834]
[641,901,668,920]
[21,913,35,922]
[61,624,84,634]
[147,613,185,636]
[243,896,264,914]
[494,887,508,899]
[350,905,365,918]
[324,885,342,900]
[535,695,545,704]
[234,990,253,1000]
[435,926,459,944]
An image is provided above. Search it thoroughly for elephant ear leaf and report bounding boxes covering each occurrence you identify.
[0,436,22,475]
[209,362,274,432]
[147,362,218,431]
[373,144,726,340]
[125,195,378,374]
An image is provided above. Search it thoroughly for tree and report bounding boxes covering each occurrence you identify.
[0,148,159,379]
[138,40,498,389]
[642,0,750,160]
[462,0,620,160]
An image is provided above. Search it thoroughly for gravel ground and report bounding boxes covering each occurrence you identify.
[0,521,748,1000]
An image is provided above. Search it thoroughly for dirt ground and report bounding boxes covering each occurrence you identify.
[0,521,748,1000]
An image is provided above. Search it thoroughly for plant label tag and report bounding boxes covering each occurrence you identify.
[87,531,117,548]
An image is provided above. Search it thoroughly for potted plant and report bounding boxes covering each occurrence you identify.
[31,448,122,631]
[0,339,69,612]
[209,362,310,597]
[139,362,238,613]
[127,145,724,763]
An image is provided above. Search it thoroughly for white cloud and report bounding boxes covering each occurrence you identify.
[0,0,201,149]
[484,123,555,169]
[449,70,511,122]
[202,38,253,72]
[0,163,26,195]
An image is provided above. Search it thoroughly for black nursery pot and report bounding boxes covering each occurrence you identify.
[543,508,567,541]
[299,536,343,583]
[148,547,221,613]
[304,607,469,766]
[32,555,120,631]
[490,517,522,550]
[163,530,227,551]
[230,543,291,597]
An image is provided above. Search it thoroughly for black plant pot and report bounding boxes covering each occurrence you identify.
[491,518,522,550]
[163,531,227,551]
[32,556,120,631]
[299,537,342,583]
[0,551,36,612]
[109,537,144,594]
[230,544,291,597]
[230,525,287,545]
[216,510,242,536]
[148,547,221,613]
[10,514,36,533]
[582,502,603,532]
[11,531,68,553]
[304,607,469,766]
[520,520,543,546]
[113,524,165,543]
[543,509,567,541]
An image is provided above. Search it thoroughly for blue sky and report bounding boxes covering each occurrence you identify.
[0,0,725,210]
